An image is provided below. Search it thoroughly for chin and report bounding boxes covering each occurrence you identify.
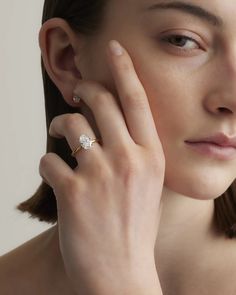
[164,170,233,201]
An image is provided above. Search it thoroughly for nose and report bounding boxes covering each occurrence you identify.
[205,90,236,116]
[204,56,236,117]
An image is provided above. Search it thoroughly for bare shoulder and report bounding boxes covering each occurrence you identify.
[213,239,236,294]
[198,237,236,294]
[0,244,30,294]
[0,226,78,295]
[0,227,56,294]
[168,235,236,295]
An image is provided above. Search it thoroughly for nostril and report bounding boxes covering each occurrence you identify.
[218,107,232,114]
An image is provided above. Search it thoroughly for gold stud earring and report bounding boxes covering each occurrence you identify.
[73,95,81,103]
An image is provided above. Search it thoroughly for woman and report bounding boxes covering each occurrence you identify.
[1,0,236,294]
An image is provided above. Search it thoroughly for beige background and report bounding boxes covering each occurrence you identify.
[0,1,53,255]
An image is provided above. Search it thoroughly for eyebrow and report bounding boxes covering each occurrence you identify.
[145,1,223,27]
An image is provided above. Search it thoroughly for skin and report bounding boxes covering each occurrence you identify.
[1,0,236,294]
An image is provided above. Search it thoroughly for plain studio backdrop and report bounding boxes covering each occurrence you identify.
[0,1,53,255]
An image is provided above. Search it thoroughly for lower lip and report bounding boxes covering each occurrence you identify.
[185,141,236,160]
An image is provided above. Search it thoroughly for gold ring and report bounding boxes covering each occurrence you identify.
[71,135,100,157]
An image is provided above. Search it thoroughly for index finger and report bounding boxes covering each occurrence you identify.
[106,40,159,147]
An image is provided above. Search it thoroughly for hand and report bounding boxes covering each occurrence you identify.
[39,40,165,294]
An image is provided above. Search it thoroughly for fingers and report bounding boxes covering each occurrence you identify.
[105,40,159,147]
[73,40,159,148]
[73,80,132,148]
[39,152,76,197]
[49,113,103,167]
[48,39,160,179]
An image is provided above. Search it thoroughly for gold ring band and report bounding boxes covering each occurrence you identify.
[71,138,100,157]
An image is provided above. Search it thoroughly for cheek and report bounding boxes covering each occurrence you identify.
[138,66,192,137]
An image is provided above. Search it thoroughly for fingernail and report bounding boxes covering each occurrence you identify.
[109,40,123,56]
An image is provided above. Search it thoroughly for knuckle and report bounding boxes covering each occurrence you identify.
[64,113,86,131]
[63,177,80,195]
[115,148,140,178]
[57,177,83,202]
[50,114,61,125]
[121,164,140,190]
[94,91,113,107]
[121,161,138,178]
[49,116,58,136]
[49,113,69,128]
[95,159,111,176]
[123,90,146,109]
[147,152,165,175]
[88,157,112,185]
[117,60,131,73]
[39,152,54,170]
[98,166,113,189]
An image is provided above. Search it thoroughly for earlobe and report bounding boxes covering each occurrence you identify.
[38,18,83,105]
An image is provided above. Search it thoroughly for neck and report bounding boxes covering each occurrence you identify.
[154,186,218,293]
[157,186,216,241]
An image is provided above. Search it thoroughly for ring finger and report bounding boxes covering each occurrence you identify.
[49,113,104,169]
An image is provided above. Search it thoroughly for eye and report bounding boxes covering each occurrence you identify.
[161,34,202,51]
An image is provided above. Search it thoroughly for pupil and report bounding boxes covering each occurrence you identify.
[172,36,186,46]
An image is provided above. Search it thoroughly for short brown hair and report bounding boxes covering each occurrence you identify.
[16,0,236,239]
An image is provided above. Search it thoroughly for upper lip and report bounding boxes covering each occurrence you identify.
[185,132,236,148]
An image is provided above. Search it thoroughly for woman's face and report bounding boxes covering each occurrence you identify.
[76,0,236,199]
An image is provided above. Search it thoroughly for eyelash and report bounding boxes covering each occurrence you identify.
[160,34,202,52]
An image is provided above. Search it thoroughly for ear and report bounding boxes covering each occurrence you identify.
[38,18,85,106]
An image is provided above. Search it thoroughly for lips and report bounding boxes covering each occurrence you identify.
[185,141,236,161]
[185,133,236,149]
